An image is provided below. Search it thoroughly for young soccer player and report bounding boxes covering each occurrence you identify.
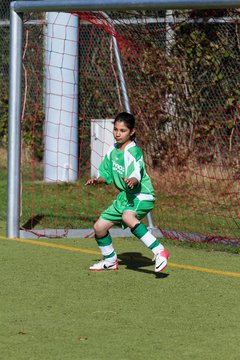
[85,112,169,272]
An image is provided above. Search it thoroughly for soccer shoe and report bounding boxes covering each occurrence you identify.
[89,259,119,271]
[153,249,169,272]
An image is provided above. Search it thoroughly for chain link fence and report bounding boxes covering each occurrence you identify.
[0,0,10,149]
[0,0,10,80]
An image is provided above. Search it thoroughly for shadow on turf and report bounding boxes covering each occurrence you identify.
[118,252,169,279]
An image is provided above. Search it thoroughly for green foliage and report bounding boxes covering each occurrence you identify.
[123,10,240,169]
[0,25,10,148]
[23,110,45,161]
[1,10,239,171]
[0,91,8,147]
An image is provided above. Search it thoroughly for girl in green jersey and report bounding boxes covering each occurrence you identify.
[86,112,169,272]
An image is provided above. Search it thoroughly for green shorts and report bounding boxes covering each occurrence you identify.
[100,192,154,229]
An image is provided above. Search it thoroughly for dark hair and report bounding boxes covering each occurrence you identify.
[114,112,136,140]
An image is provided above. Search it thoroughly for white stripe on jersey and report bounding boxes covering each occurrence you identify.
[124,143,141,181]
[135,193,154,201]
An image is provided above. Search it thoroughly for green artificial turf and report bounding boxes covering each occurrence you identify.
[1,160,240,359]
[0,177,7,236]
[0,236,239,360]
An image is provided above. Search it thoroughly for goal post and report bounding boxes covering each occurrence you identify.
[44,12,79,183]
[7,8,23,239]
[7,0,240,243]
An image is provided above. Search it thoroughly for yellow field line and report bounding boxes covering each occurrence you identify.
[0,235,240,278]
[0,235,100,255]
[168,262,240,278]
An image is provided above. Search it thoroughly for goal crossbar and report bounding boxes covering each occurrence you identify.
[11,0,240,12]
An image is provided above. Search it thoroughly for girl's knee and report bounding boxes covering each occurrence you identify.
[121,212,129,224]
[122,211,139,228]
[93,220,102,234]
[93,218,112,237]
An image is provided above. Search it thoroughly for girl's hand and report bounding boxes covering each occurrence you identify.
[122,177,138,189]
[85,178,99,186]
[85,177,105,186]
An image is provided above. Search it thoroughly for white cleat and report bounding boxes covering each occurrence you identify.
[89,259,119,271]
[154,249,169,272]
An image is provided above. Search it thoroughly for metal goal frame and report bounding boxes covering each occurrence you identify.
[7,0,240,238]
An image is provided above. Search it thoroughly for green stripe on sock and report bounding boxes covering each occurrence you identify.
[103,251,116,260]
[149,240,160,250]
[131,223,148,238]
[96,233,112,247]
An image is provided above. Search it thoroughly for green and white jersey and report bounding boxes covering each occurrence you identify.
[98,141,155,201]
